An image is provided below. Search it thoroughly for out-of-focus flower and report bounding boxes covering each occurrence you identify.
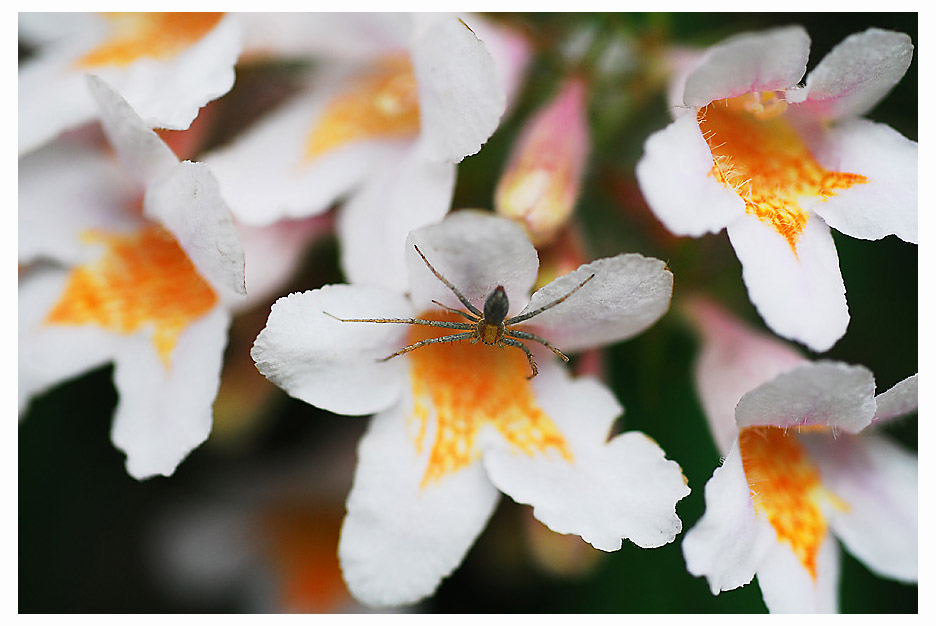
[251,211,687,608]
[18,12,242,156]
[681,297,918,613]
[18,76,246,479]
[637,27,917,352]
[206,13,529,292]
[495,76,590,246]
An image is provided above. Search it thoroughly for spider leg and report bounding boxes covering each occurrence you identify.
[413,245,483,318]
[431,300,480,322]
[506,273,596,325]
[504,329,570,362]
[324,311,473,331]
[379,332,476,361]
[501,337,538,379]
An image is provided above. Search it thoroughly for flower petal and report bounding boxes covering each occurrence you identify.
[338,143,455,293]
[251,286,412,416]
[241,13,406,61]
[872,373,918,425]
[338,400,500,608]
[802,432,917,582]
[682,441,777,594]
[516,253,673,353]
[801,28,913,121]
[110,306,230,479]
[481,364,689,551]
[411,14,505,162]
[405,211,538,317]
[636,113,746,237]
[683,26,810,108]
[756,532,840,613]
[804,118,917,244]
[18,55,95,156]
[727,212,848,352]
[735,361,877,433]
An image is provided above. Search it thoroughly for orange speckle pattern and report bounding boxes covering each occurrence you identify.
[77,12,224,68]
[738,425,826,579]
[698,92,867,252]
[407,311,573,488]
[45,225,218,367]
[304,56,420,160]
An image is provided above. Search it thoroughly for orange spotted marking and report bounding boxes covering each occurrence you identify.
[407,311,573,488]
[698,92,867,252]
[304,56,420,160]
[77,12,223,68]
[45,225,217,367]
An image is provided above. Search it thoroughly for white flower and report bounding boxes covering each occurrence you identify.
[681,297,918,613]
[636,26,916,352]
[251,211,688,608]
[18,76,246,479]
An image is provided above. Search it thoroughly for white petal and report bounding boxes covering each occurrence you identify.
[682,442,777,594]
[802,432,917,582]
[515,253,673,353]
[802,28,914,121]
[338,400,500,608]
[805,119,917,244]
[144,161,247,298]
[18,54,97,155]
[251,286,411,416]
[683,26,810,108]
[756,532,840,613]
[636,113,746,237]
[19,12,102,46]
[481,365,689,551]
[685,297,807,455]
[18,140,141,266]
[872,373,918,424]
[727,212,848,352]
[338,144,455,293]
[405,211,538,317]
[735,361,877,434]
[460,14,532,111]
[411,15,505,162]
[111,306,230,479]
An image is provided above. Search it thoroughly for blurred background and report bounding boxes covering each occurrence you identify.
[19,12,917,613]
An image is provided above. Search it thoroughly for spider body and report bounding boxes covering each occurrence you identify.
[325,246,594,379]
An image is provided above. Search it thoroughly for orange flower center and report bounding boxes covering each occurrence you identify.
[76,13,223,68]
[698,92,867,251]
[45,225,218,367]
[407,311,573,488]
[304,56,421,161]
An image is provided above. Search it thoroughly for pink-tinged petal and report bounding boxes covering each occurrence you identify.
[872,374,918,425]
[251,286,411,416]
[111,306,230,479]
[665,47,706,119]
[461,14,532,111]
[802,432,917,582]
[636,113,746,237]
[481,365,689,551]
[682,442,777,594]
[684,296,807,455]
[144,161,247,299]
[727,213,848,352]
[18,140,141,266]
[405,211,538,317]
[338,144,456,293]
[517,253,672,353]
[801,28,913,121]
[338,400,500,608]
[411,15,505,162]
[804,118,917,244]
[735,361,876,433]
[756,532,840,613]
[683,26,810,108]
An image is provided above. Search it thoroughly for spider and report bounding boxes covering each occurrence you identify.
[325,245,594,378]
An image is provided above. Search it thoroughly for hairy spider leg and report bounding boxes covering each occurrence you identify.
[500,336,538,379]
[378,332,477,361]
[504,329,570,362]
[430,299,480,322]
[506,273,596,325]
[323,311,474,332]
[413,245,483,317]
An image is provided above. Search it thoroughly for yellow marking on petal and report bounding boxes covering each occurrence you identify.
[77,13,224,68]
[408,311,572,488]
[739,425,827,580]
[304,56,420,161]
[45,225,217,368]
[699,93,867,252]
